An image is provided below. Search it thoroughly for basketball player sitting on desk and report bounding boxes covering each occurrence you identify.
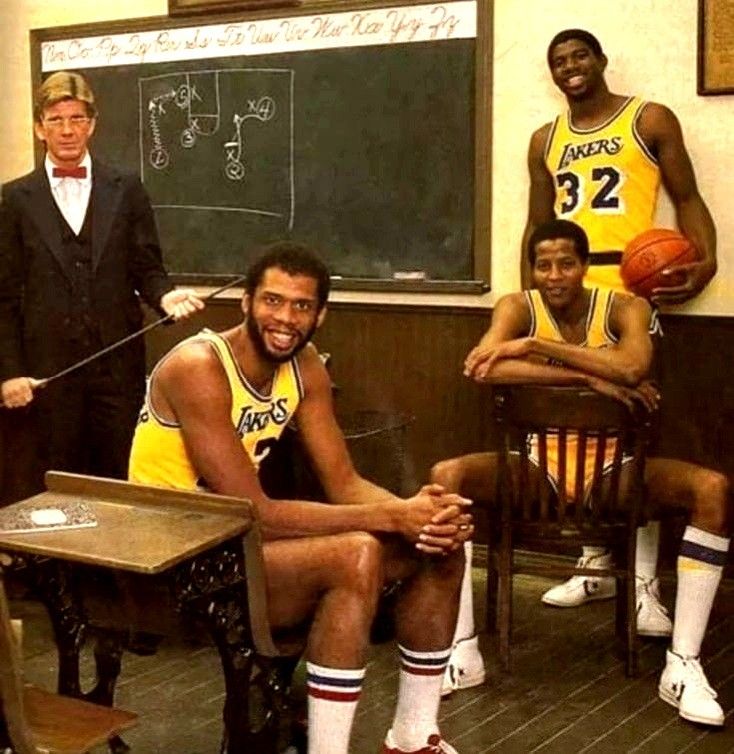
[432,219,729,727]
[129,242,472,754]
[528,26,718,632]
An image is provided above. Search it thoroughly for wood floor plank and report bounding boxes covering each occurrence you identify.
[10,571,734,753]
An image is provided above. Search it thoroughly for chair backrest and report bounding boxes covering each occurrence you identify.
[0,569,37,754]
[493,385,650,539]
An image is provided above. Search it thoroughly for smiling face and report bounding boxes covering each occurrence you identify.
[548,38,607,101]
[34,98,95,168]
[243,267,325,364]
[532,237,588,311]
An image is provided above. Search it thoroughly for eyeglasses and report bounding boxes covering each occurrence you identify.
[42,115,92,130]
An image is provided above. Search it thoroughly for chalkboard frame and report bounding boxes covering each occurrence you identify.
[30,0,492,292]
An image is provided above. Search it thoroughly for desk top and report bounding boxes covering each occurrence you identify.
[0,476,254,574]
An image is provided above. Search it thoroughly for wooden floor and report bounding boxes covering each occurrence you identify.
[11,569,734,754]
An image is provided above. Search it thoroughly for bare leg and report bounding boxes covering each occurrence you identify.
[431,452,499,502]
[264,532,387,754]
[389,543,465,651]
[645,458,731,535]
[263,531,384,667]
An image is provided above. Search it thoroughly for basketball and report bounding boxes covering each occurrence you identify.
[620,229,699,299]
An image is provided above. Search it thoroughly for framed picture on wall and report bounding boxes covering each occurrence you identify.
[168,0,301,16]
[698,0,734,94]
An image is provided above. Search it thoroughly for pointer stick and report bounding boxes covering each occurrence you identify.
[4,274,248,402]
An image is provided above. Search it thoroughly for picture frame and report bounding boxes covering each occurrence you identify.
[168,0,302,17]
[698,0,734,95]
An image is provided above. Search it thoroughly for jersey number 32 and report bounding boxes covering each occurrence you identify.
[556,166,624,215]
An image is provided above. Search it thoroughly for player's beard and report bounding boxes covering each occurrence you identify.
[246,307,317,364]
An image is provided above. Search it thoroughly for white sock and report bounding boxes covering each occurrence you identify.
[635,521,660,582]
[452,541,475,644]
[672,526,729,658]
[306,662,365,754]
[390,644,451,750]
[582,545,607,560]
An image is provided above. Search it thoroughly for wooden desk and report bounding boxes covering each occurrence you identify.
[0,472,281,754]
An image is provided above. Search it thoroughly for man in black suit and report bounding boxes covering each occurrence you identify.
[0,71,202,499]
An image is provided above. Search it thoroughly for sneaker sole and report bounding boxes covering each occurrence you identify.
[441,670,486,697]
[658,686,724,726]
[541,592,615,607]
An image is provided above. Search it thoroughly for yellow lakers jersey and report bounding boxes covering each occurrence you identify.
[526,288,619,499]
[544,96,661,291]
[526,287,618,348]
[128,329,304,491]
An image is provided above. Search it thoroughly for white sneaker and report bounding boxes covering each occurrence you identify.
[441,635,486,697]
[658,649,724,726]
[541,553,616,607]
[636,577,672,637]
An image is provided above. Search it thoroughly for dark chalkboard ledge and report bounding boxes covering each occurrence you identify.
[330,278,488,294]
[171,274,488,295]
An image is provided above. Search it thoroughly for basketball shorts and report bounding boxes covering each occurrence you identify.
[525,432,633,503]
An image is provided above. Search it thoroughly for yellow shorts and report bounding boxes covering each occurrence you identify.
[528,432,628,502]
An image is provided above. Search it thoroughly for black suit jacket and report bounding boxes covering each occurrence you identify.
[0,160,173,391]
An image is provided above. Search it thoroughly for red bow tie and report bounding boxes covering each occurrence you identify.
[52,166,87,179]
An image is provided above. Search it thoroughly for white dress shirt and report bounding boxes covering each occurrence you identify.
[45,153,92,236]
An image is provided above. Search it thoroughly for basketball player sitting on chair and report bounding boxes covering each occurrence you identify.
[438,29,720,698]
[433,219,730,727]
[129,242,472,754]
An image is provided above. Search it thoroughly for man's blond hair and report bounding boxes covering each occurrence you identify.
[34,71,96,122]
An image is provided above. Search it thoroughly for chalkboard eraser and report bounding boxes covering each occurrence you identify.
[393,271,427,281]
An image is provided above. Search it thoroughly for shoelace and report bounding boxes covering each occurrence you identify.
[681,657,718,698]
[566,556,605,587]
[636,578,670,616]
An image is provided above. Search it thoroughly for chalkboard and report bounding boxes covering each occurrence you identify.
[31,1,491,289]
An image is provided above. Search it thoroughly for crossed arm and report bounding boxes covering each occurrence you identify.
[463,293,658,411]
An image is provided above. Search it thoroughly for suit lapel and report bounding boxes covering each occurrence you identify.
[90,160,123,272]
[22,169,71,281]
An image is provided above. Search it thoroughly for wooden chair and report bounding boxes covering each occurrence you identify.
[0,567,137,754]
[487,385,650,677]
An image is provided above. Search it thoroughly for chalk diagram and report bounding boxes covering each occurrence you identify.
[139,69,294,228]
[224,96,276,181]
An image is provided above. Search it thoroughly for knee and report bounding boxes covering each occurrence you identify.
[335,532,384,597]
[693,470,731,534]
[430,457,463,491]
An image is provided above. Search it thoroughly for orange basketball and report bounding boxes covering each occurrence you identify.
[620,228,699,299]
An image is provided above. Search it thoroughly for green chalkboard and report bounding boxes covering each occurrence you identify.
[31,1,491,288]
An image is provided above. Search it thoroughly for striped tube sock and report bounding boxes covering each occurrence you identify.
[306,662,365,754]
[390,644,452,751]
[672,526,730,658]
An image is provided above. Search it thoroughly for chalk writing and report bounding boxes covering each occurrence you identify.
[41,2,476,72]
